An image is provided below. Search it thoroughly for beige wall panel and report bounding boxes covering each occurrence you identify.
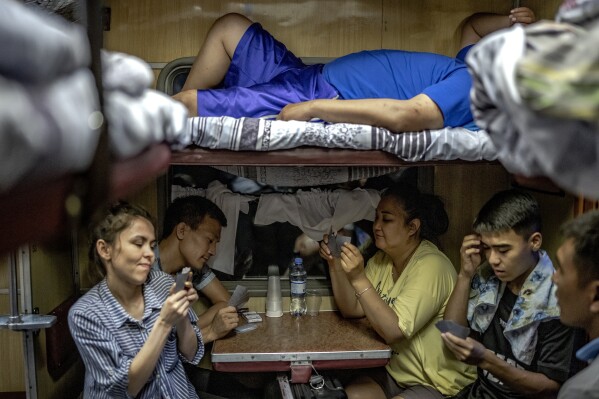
[435,165,511,268]
[0,257,26,392]
[0,300,26,392]
[382,0,508,55]
[104,0,382,62]
[28,244,79,398]
[382,0,562,55]
[0,256,6,289]
[436,165,575,271]
[31,245,73,315]
[536,192,576,265]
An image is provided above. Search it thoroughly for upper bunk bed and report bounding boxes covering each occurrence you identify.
[157,57,498,167]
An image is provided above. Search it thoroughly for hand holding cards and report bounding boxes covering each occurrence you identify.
[327,230,352,258]
[435,320,470,339]
[228,285,250,310]
[175,267,191,292]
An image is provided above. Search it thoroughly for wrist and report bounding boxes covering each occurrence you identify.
[477,349,495,369]
[201,325,216,344]
[350,276,371,292]
[457,271,475,282]
[155,317,174,334]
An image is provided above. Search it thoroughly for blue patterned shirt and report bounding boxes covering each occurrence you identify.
[68,270,203,398]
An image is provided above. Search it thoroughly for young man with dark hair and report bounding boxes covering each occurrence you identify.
[554,210,599,398]
[153,195,238,343]
[442,189,580,398]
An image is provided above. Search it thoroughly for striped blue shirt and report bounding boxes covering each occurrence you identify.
[68,270,203,398]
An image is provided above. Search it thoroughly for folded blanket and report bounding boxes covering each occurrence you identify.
[556,0,599,27]
[517,21,599,122]
[468,22,599,199]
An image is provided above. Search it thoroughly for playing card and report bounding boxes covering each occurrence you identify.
[327,232,340,257]
[327,227,351,258]
[435,320,471,339]
[234,323,258,334]
[175,267,191,292]
[242,311,263,323]
[228,284,250,309]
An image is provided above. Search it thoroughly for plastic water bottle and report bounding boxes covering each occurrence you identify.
[289,257,307,316]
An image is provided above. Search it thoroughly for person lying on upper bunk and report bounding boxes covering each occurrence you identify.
[68,202,203,398]
[173,9,535,133]
[153,195,238,344]
[319,183,476,399]
[441,190,583,399]
[553,210,599,399]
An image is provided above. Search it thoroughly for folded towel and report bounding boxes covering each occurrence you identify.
[467,251,560,365]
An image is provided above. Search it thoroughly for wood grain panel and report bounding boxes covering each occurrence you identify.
[0,321,25,392]
[0,256,7,290]
[0,258,25,393]
[435,164,511,269]
[436,165,576,271]
[382,0,563,55]
[104,0,382,62]
[536,192,576,265]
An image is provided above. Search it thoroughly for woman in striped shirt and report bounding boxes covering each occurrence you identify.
[68,202,204,398]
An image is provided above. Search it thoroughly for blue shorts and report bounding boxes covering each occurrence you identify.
[197,23,338,118]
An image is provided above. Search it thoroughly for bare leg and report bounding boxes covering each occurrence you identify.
[174,13,253,116]
[182,13,253,90]
[345,376,387,399]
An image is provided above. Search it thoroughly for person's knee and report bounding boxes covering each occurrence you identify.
[172,90,198,117]
[212,13,253,33]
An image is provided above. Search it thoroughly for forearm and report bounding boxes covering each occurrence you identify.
[444,274,472,325]
[470,13,511,38]
[460,12,512,48]
[200,323,220,344]
[479,350,561,397]
[197,301,228,329]
[176,318,200,362]
[353,278,403,344]
[301,96,443,132]
[128,319,171,396]
[329,261,364,317]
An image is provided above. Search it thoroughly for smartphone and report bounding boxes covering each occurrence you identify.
[175,267,191,292]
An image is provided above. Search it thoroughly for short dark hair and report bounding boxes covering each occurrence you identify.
[381,183,449,246]
[473,189,541,239]
[560,210,599,286]
[161,196,227,240]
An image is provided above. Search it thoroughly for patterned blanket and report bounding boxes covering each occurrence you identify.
[185,116,497,162]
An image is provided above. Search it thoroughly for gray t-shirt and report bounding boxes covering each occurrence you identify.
[558,338,599,399]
